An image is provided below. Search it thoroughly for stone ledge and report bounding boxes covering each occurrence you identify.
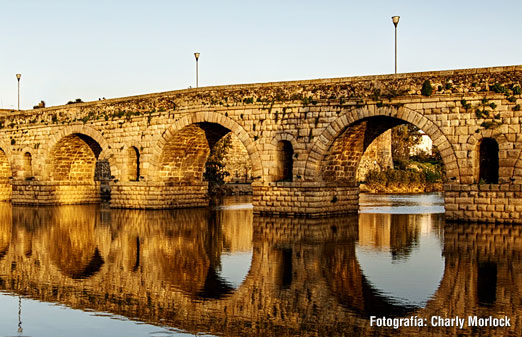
[444,183,522,192]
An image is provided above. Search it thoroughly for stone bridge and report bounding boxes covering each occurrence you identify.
[1,205,522,336]
[1,65,522,222]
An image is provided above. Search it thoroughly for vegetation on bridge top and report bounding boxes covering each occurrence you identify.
[1,65,521,130]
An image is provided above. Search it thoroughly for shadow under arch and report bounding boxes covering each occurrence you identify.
[268,133,303,183]
[304,107,459,183]
[150,112,263,181]
[322,239,420,318]
[45,206,105,279]
[66,248,105,280]
[131,206,252,301]
[251,213,445,319]
[42,125,114,181]
[344,212,445,318]
[467,130,513,184]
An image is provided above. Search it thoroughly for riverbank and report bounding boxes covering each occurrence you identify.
[211,183,253,196]
[361,163,444,194]
[360,182,443,194]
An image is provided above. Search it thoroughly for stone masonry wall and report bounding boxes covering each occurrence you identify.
[356,129,393,181]
[444,183,522,223]
[11,181,100,205]
[0,65,520,220]
[111,182,208,209]
[253,183,358,217]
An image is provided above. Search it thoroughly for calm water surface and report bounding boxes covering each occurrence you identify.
[0,194,520,336]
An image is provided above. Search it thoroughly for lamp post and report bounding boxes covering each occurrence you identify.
[391,16,400,74]
[194,52,200,88]
[16,73,21,110]
[17,295,23,333]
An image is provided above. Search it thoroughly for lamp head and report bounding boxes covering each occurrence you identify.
[16,73,21,80]
[392,16,400,27]
[194,52,200,60]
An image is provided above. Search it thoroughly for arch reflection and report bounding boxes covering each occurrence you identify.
[356,213,445,310]
[0,203,11,260]
[45,206,105,279]
[2,205,522,336]
[4,198,254,301]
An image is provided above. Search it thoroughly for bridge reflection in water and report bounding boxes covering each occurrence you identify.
[0,199,521,336]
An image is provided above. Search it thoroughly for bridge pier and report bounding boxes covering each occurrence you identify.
[110,182,208,209]
[10,180,522,225]
[11,180,100,205]
[444,183,522,224]
[252,182,359,217]
[109,181,359,215]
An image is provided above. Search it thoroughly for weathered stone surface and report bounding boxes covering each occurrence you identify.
[0,65,521,221]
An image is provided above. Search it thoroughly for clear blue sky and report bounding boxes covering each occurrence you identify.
[1,0,521,109]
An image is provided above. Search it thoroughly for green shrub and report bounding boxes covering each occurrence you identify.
[424,168,442,183]
[460,99,471,109]
[421,80,433,97]
[204,135,231,188]
[491,83,506,93]
[364,162,444,189]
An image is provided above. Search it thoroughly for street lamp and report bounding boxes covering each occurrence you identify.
[194,52,200,88]
[391,16,400,74]
[17,295,23,333]
[16,74,21,110]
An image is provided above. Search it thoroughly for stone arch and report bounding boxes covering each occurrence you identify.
[47,208,104,279]
[18,146,37,179]
[0,140,14,158]
[155,124,217,183]
[275,141,294,182]
[270,132,301,151]
[0,144,14,170]
[304,106,459,183]
[150,112,263,180]
[23,151,33,178]
[0,141,15,176]
[479,138,499,184]
[270,133,303,182]
[0,146,13,202]
[49,134,99,182]
[125,146,140,182]
[43,125,111,160]
[42,126,113,181]
[467,131,512,183]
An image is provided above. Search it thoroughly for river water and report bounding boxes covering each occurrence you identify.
[0,193,519,336]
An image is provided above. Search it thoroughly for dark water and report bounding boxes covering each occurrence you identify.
[0,194,520,336]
